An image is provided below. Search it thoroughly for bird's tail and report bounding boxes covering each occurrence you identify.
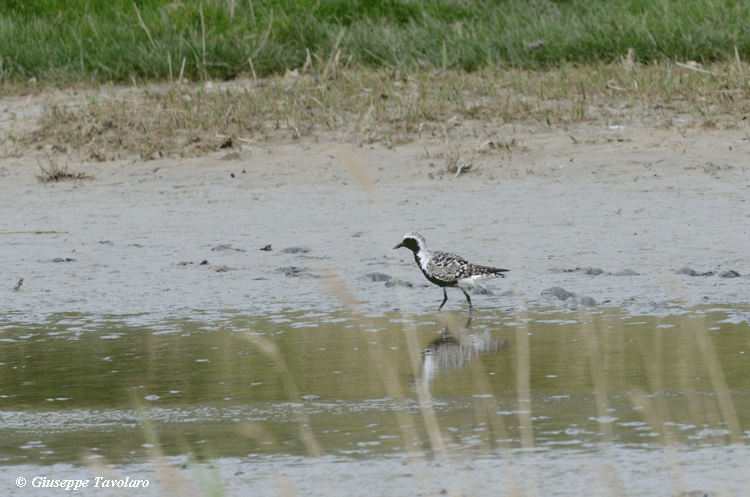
[469,265,509,278]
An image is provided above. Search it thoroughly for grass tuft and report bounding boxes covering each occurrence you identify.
[35,156,89,182]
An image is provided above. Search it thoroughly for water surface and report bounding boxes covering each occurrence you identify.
[1,306,748,471]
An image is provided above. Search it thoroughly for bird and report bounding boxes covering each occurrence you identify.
[393,232,508,311]
[12,278,23,291]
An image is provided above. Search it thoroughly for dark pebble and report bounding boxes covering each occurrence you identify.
[676,266,717,276]
[200,260,209,265]
[719,270,741,278]
[676,267,698,276]
[259,244,273,251]
[52,257,75,263]
[578,267,604,275]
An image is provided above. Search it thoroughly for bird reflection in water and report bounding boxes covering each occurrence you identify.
[414,313,506,391]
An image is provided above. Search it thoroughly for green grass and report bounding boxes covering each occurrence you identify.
[2,0,750,85]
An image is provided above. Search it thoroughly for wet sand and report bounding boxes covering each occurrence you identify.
[2,111,749,318]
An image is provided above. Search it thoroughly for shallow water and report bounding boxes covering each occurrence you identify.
[1,306,749,476]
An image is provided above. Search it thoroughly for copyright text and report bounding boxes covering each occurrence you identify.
[15,476,149,490]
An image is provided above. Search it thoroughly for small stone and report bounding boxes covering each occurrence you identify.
[676,267,698,276]
[259,244,273,251]
[719,270,741,278]
[578,267,604,276]
[281,247,309,254]
[542,287,576,301]
[211,244,245,252]
[614,269,638,276]
[578,296,597,307]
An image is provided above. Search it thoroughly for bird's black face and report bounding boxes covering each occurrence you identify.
[393,236,420,253]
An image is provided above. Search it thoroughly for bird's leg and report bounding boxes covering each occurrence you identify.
[438,287,448,311]
[461,288,475,312]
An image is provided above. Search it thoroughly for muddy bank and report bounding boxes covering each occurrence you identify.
[2,91,750,320]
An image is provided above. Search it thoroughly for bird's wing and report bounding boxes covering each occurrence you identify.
[426,251,468,284]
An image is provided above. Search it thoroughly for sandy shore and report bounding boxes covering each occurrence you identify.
[1,87,750,320]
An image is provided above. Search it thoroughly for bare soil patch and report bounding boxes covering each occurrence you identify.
[1,66,750,316]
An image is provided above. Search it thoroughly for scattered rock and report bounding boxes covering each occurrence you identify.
[275,266,317,278]
[211,244,245,252]
[176,261,193,266]
[719,270,741,278]
[577,267,604,276]
[676,266,714,276]
[614,269,639,276]
[551,267,605,275]
[259,244,273,251]
[542,287,576,301]
[578,296,597,307]
[200,260,209,265]
[52,257,75,263]
[281,247,309,254]
[676,266,697,276]
[364,272,392,282]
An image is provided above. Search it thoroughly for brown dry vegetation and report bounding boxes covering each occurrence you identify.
[9,59,750,164]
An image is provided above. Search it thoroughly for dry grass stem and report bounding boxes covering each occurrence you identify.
[243,333,324,458]
[133,3,157,51]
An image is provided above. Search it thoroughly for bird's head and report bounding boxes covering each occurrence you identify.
[393,232,427,253]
